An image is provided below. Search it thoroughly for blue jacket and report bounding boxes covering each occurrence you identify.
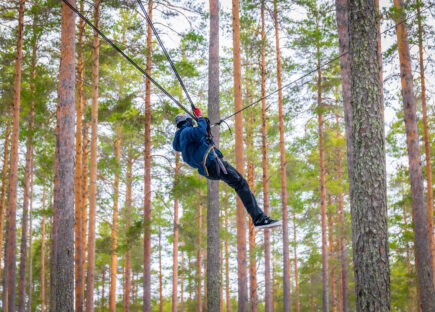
[172,117,223,176]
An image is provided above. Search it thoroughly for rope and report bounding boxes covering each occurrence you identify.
[61,0,198,121]
[136,0,198,112]
[213,1,435,127]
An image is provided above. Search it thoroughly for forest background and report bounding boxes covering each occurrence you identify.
[0,0,434,311]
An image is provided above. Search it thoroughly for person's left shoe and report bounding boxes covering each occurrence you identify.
[254,217,282,230]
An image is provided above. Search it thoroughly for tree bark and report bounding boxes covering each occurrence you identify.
[197,189,203,312]
[348,0,391,310]
[143,1,153,311]
[315,8,329,310]
[5,1,25,310]
[75,1,85,310]
[393,0,435,309]
[402,195,415,312]
[41,188,46,312]
[52,0,76,309]
[272,2,291,310]
[109,126,121,312]
[207,1,221,310]
[124,150,133,312]
[86,1,101,310]
[28,158,34,312]
[232,1,248,310]
[328,200,337,312]
[0,111,11,282]
[81,99,89,273]
[172,153,180,312]
[416,0,435,286]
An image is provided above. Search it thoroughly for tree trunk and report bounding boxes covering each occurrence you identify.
[41,188,46,312]
[81,99,89,273]
[394,0,435,309]
[403,196,415,312]
[315,8,329,310]
[75,1,85,310]
[52,0,76,309]
[197,189,203,312]
[86,1,101,310]
[110,126,121,312]
[27,159,34,312]
[348,0,390,310]
[207,1,221,310]
[417,0,435,286]
[143,1,153,311]
[124,150,133,312]
[232,1,248,310]
[272,2,290,310]
[159,226,163,312]
[0,111,11,282]
[259,3,271,312]
[293,210,300,312]
[335,114,348,312]
[225,203,231,312]
[172,153,180,312]
[5,1,25,310]
[328,199,337,312]
[335,7,352,311]
[180,249,185,312]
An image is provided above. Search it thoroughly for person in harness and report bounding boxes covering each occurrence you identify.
[172,109,281,230]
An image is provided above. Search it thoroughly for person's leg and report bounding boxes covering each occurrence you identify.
[209,160,266,223]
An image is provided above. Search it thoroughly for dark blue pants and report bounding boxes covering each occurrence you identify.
[206,159,266,223]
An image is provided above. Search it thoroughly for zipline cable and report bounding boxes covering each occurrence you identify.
[60,0,198,121]
[213,1,435,127]
[136,0,198,113]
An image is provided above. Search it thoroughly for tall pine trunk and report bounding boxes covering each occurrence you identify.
[0,112,11,281]
[393,0,435,309]
[41,187,46,312]
[348,0,390,309]
[143,1,153,311]
[225,203,231,312]
[207,0,221,310]
[27,160,34,311]
[52,0,76,309]
[197,189,203,312]
[110,126,121,312]
[416,0,435,285]
[315,7,329,310]
[172,153,180,312]
[293,209,300,312]
[402,194,416,312]
[272,2,291,310]
[5,1,25,310]
[74,1,85,310]
[86,1,101,310]
[124,150,133,312]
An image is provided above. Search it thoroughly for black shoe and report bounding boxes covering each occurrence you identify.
[254,217,282,230]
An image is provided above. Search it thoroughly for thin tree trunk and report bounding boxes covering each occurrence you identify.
[109,126,121,312]
[328,199,337,312]
[172,153,180,312]
[75,1,85,310]
[393,0,435,309]
[232,1,248,310]
[41,187,46,312]
[403,197,415,312]
[335,114,348,312]
[159,226,163,312]
[0,111,11,282]
[197,190,203,312]
[348,0,390,310]
[27,160,34,311]
[272,2,290,310]
[124,150,133,312]
[416,0,435,286]
[225,203,230,312]
[293,210,300,312]
[143,2,153,311]
[52,0,76,308]
[334,1,351,307]
[81,99,89,273]
[259,3,270,312]
[315,8,329,310]
[208,1,221,310]
[5,1,25,310]
[86,1,101,310]
[180,249,185,312]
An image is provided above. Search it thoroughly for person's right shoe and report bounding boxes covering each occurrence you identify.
[254,217,282,230]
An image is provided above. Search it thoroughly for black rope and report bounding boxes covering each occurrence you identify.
[136,0,198,113]
[61,0,198,121]
[213,1,435,127]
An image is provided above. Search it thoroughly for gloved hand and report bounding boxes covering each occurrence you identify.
[194,108,202,117]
